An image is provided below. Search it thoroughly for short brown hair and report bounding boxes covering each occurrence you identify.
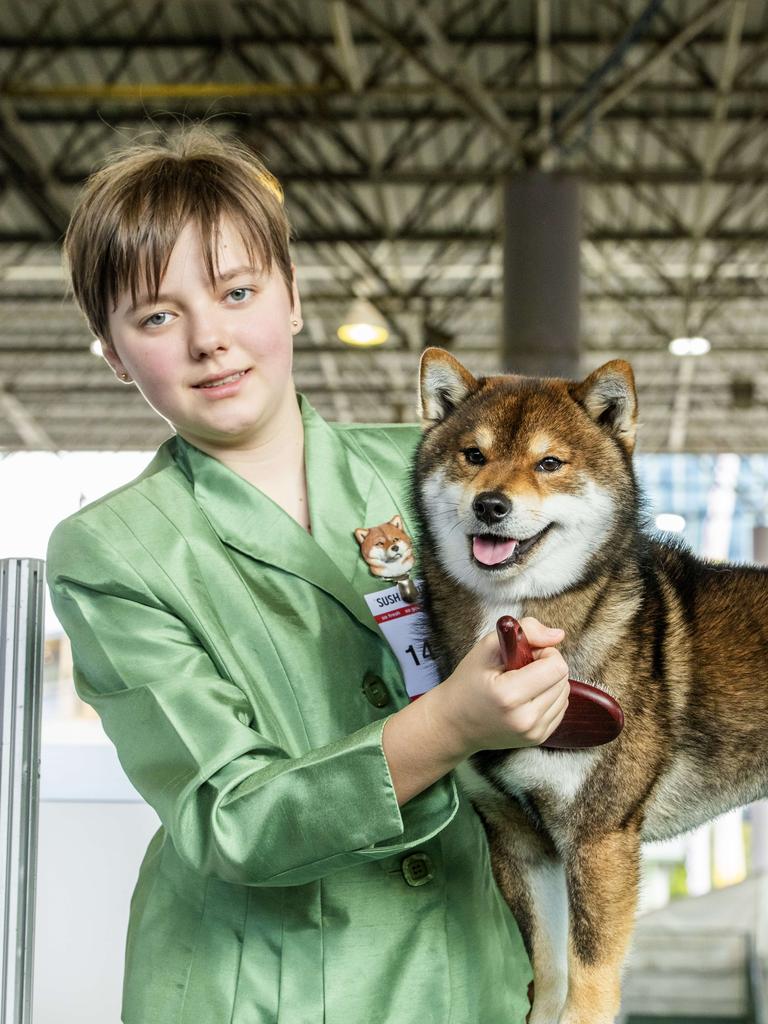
[64,125,293,346]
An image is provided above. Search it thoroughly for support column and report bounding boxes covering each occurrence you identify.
[502,172,581,378]
[0,559,45,1024]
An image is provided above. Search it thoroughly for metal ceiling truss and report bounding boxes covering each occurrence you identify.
[0,0,767,450]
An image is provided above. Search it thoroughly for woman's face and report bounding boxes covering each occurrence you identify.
[104,217,302,454]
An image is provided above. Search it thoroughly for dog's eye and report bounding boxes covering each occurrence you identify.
[462,447,486,466]
[537,456,564,472]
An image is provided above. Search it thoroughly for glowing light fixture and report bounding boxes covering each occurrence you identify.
[337,298,389,347]
[669,336,711,356]
[655,513,686,533]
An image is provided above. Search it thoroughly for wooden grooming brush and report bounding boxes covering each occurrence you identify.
[496,615,624,750]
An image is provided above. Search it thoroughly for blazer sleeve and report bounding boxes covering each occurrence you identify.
[46,516,459,888]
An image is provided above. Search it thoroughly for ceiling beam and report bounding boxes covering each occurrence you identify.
[0,30,764,49]
[0,101,70,236]
[524,0,737,163]
[23,168,768,188]
[681,0,747,338]
[5,227,768,245]
[0,378,56,449]
[341,0,519,147]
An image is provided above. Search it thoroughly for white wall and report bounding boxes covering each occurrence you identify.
[33,739,160,1024]
[33,801,160,1024]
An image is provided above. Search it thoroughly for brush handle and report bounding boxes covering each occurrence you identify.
[496,616,624,750]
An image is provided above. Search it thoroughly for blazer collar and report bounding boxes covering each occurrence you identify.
[170,394,411,636]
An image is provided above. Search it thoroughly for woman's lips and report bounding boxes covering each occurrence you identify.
[193,368,250,397]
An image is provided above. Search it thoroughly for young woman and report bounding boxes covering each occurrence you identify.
[47,127,570,1023]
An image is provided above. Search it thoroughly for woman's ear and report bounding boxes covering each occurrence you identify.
[100,340,132,382]
[290,263,303,333]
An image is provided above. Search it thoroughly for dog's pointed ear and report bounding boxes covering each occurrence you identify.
[418,347,478,427]
[572,360,638,452]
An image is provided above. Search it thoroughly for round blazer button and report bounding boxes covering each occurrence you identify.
[362,672,391,708]
[401,852,434,887]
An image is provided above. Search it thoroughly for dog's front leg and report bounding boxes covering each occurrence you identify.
[482,805,569,1024]
[559,827,641,1024]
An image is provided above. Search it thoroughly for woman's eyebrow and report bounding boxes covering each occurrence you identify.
[125,265,260,315]
[126,292,174,316]
[217,264,259,282]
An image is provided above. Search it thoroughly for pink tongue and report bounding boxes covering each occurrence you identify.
[472,536,519,566]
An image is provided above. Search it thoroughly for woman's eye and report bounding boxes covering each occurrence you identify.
[142,311,172,328]
[227,287,253,303]
[462,447,486,466]
[537,456,564,472]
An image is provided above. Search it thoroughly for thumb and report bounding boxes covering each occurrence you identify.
[519,616,564,649]
[477,629,512,670]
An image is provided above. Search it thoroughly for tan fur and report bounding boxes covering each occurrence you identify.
[413,348,768,1023]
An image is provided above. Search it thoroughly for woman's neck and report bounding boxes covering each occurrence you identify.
[183,391,311,531]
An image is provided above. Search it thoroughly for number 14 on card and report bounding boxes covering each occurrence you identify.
[404,640,434,667]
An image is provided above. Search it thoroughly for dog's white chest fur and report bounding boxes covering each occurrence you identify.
[463,605,601,809]
[457,746,599,816]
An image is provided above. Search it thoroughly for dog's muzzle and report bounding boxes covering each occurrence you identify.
[469,491,553,569]
[470,524,553,569]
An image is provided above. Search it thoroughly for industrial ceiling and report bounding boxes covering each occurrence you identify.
[0,0,766,453]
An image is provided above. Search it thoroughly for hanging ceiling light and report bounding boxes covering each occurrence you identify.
[668,336,711,356]
[337,298,389,347]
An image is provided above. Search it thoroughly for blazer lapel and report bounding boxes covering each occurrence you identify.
[302,396,416,598]
[171,395,410,637]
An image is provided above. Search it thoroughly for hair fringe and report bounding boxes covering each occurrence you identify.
[63,122,292,345]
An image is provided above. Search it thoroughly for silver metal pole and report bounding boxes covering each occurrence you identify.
[0,559,45,1024]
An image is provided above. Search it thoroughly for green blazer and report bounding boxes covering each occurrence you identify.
[46,394,532,1024]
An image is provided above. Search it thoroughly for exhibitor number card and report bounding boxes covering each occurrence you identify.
[364,580,441,700]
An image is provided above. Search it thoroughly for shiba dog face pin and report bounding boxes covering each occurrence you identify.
[415,347,639,604]
[354,515,415,580]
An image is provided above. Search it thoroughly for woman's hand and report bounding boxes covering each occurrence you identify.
[426,617,570,758]
[381,617,570,805]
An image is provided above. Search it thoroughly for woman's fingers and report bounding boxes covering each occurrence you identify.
[497,649,569,705]
[538,681,571,739]
[519,616,564,649]
[512,676,570,745]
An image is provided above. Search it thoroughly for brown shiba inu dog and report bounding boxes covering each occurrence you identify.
[411,347,768,1024]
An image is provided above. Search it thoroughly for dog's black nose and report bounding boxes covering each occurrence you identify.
[472,491,511,526]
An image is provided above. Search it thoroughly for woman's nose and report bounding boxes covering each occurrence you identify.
[188,312,230,358]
